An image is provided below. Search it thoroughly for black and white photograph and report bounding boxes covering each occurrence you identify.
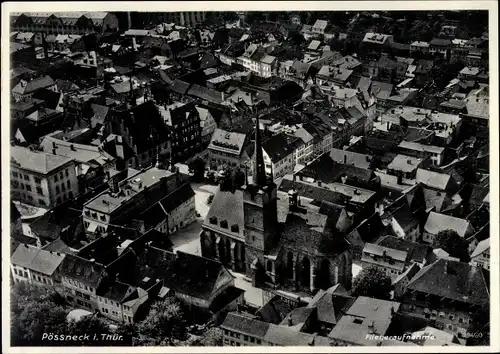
[2,1,498,351]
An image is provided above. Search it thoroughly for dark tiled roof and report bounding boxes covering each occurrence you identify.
[29,202,82,242]
[96,280,134,303]
[32,88,62,110]
[59,253,106,288]
[222,312,270,338]
[308,292,356,325]
[278,178,349,206]
[208,286,245,313]
[169,79,191,95]
[90,103,109,127]
[159,182,195,213]
[163,251,232,300]
[376,235,430,264]
[203,188,244,239]
[262,133,302,162]
[187,84,223,104]
[407,258,489,307]
[280,211,349,257]
[257,296,295,324]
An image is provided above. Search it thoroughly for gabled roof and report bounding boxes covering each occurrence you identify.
[59,253,106,288]
[470,238,490,258]
[208,128,247,156]
[32,88,62,110]
[11,146,73,174]
[424,211,472,237]
[203,188,244,239]
[163,251,233,300]
[262,133,302,162]
[11,244,66,276]
[376,235,430,264]
[307,291,356,325]
[407,258,489,307]
[222,312,270,338]
[415,169,451,191]
[12,75,55,95]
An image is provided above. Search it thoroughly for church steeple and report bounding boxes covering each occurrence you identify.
[252,114,266,187]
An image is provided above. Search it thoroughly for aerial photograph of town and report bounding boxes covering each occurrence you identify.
[6,5,495,350]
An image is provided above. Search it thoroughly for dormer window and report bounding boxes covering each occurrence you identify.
[231,224,239,233]
[220,220,228,229]
[209,216,217,225]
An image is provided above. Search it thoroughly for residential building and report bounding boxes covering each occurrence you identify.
[328,296,401,346]
[196,105,217,147]
[400,259,489,339]
[10,12,119,35]
[387,154,428,179]
[158,101,201,163]
[208,129,250,171]
[10,243,66,288]
[422,212,474,245]
[262,133,303,180]
[40,131,117,192]
[311,20,329,35]
[12,75,56,102]
[104,101,172,169]
[470,238,490,270]
[237,44,277,78]
[398,141,445,166]
[410,41,430,53]
[11,146,80,208]
[429,38,452,58]
[316,66,353,88]
[361,243,409,279]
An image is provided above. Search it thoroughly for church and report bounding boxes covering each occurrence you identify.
[200,115,353,293]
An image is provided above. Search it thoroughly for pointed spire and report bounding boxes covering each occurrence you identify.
[252,114,266,187]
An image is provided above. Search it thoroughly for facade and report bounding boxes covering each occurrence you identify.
[400,259,489,339]
[12,75,56,102]
[10,243,66,288]
[158,102,201,163]
[422,212,474,245]
[262,133,303,180]
[196,105,218,147]
[11,146,80,208]
[361,243,408,280]
[237,44,277,78]
[10,12,119,35]
[470,238,490,270]
[207,129,249,171]
[82,167,194,238]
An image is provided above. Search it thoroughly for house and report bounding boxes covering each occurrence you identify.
[361,32,394,52]
[422,212,474,245]
[237,44,277,78]
[361,243,408,280]
[162,251,241,312]
[12,75,56,102]
[316,65,353,88]
[312,20,329,35]
[429,38,452,58]
[400,258,489,339]
[262,133,303,180]
[398,141,445,166]
[32,88,64,112]
[345,213,385,260]
[11,243,66,288]
[282,60,314,89]
[387,154,428,179]
[470,238,490,270]
[104,101,172,169]
[328,296,401,346]
[40,132,116,192]
[392,263,421,298]
[376,235,430,266]
[208,129,250,171]
[59,253,107,311]
[415,169,458,194]
[196,105,217,147]
[221,311,332,346]
[10,146,80,208]
[410,41,430,53]
[82,167,195,238]
[157,101,200,163]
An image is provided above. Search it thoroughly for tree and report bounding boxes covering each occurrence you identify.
[352,266,393,300]
[115,322,139,346]
[434,229,470,262]
[188,157,206,182]
[190,327,223,346]
[137,298,188,345]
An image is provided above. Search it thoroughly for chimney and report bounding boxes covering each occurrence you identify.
[407,159,412,165]
[115,135,125,159]
[70,144,76,151]
[52,148,56,155]
[397,173,403,185]
[288,189,298,209]
[52,141,57,149]
[317,180,322,187]
[287,315,292,326]
[343,154,347,164]
[444,260,448,274]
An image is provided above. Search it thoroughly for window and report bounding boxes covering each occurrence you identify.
[54,174,58,182]
[12,172,18,178]
[56,186,60,193]
[62,184,66,191]
[100,215,106,221]
[449,315,455,320]
[26,185,32,192]
[27,195,33,201]
[35,177,41,184]
[65,169,69,177]
[36,187,43,195]
[24,174,29,181]
[67,180,71,188]
[60,172,64,179]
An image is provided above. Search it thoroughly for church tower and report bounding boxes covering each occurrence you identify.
[242,114,278,261]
